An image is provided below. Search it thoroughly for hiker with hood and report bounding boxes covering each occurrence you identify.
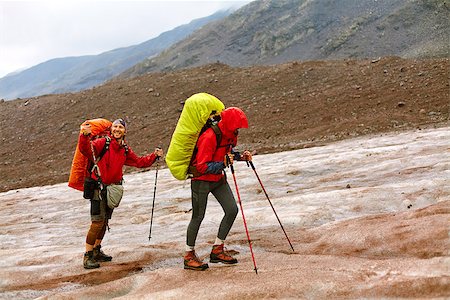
[184,107,252,271]
[79,118,163,269]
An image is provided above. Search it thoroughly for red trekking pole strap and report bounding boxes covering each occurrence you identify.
[227,155,258,274]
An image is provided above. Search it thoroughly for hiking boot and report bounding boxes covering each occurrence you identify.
[83,251,100,269]
[210,244,238,264]
[93,245,112,262]
[184,250,209,271]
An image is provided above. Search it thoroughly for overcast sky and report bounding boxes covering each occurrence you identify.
[0,0,251,78]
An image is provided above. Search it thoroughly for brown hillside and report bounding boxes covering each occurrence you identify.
[0,56,448,192]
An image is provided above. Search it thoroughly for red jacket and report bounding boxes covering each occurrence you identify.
[79,134,157,185]
[192,107,248,182]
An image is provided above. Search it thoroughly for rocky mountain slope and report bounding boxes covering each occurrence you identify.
[2,0,447,101]
[0,56,448,192]
[122,0,449,77]
[0,10,231,100]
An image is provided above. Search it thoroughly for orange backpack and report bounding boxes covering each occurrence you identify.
[68,118,112,191]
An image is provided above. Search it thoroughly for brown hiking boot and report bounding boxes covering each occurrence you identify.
[184,250,209,271]
[93,245,112,262]
[83,251,100,269]
[210,244,238,264]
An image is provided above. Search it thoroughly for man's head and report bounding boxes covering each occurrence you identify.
[111,118,127,139]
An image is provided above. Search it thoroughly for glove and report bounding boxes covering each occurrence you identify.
[242,150,252,161]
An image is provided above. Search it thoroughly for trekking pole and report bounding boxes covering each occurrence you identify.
[248,160,295,252]
[148,156,160,241]
[228,155,258,274]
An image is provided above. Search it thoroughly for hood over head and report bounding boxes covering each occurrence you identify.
[219,107,248,134]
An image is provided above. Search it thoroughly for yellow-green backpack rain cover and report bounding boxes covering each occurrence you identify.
[166,93,225,180]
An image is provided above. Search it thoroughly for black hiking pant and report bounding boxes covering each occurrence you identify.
[187,178,238,247]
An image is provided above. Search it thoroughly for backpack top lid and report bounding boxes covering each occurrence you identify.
[165,93,225,180]
[81,118,112,137]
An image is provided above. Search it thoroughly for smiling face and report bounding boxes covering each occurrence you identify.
[111,122,126,139]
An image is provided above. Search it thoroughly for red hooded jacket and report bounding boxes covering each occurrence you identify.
[78,134,157,185]
[191,107,248,182]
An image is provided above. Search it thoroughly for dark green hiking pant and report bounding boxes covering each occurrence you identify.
[187,179,238,247]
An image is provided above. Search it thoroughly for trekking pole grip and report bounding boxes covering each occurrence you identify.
[226,154,235,174]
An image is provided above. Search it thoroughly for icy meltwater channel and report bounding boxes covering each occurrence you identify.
[0,126,448,299]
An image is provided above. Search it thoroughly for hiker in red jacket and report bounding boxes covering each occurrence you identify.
[79,118,163,269]
[184,107,252,271]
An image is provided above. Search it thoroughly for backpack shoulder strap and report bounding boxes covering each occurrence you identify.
[189,124,222,168]
[187,124,223,178]
[210,124,222,147]
[96,136,111,162]
[123,141,129,155]
[87,136,111,180]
